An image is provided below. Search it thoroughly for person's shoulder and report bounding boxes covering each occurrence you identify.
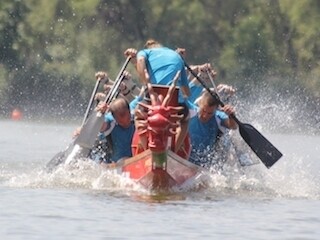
[161,46,172,51]
[137,49,149,57]
[153,46,175,54]
[167,47,180,55]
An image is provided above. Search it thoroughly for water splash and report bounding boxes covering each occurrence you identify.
[1,152,319,200]
[1,84,319,201]
[236,84,320,135]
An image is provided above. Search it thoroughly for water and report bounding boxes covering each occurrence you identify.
[1,119,320,240]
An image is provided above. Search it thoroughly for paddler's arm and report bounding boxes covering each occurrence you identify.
[95,102,111,133]
[180,65,190,98]
[175,47,190,98]
[136,56,149,85]
[221,104,238,130]
[124,48,149,85]
[124,48,137,66]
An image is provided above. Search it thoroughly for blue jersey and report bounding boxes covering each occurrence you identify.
[188,102,228,166]
[104,114,135,162]
[189,105,228,150]
[102,100,138,162]
[137,47,189,88]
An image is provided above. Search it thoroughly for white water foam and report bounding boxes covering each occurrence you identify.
[1,85,319,200]
[1,152,319,200]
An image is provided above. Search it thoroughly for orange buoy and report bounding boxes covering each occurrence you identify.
[11,108,23,121]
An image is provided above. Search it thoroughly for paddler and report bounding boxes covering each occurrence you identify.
[124,39,190,153]
[187,90,238,167]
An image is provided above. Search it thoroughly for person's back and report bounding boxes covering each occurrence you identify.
[138,47,187,87]
[135,39,190,98]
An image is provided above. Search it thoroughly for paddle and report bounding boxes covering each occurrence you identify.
[46,76,103,169]
[205,69,258,166]
[184,62,283,168]
[81,77,104,126]
[74,56,131,149]
[46,57,131,169]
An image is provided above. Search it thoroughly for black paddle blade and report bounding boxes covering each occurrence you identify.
[75,111,105,149]
[238,122,283,168]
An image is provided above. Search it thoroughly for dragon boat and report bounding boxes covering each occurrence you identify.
[100,84,204,192]
[47,58,282,192]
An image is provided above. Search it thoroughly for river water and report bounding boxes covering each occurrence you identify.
[1,119,320,240]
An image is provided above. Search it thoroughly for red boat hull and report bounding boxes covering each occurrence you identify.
[102,149,202,192]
